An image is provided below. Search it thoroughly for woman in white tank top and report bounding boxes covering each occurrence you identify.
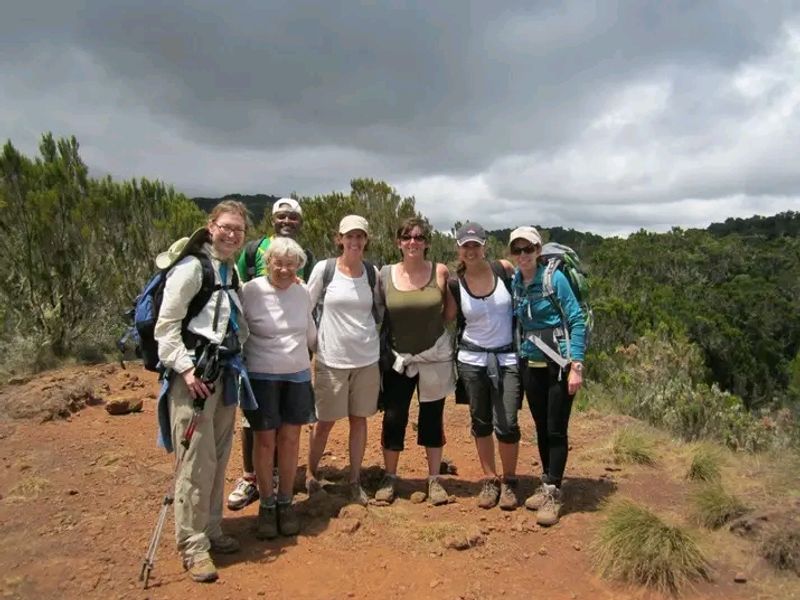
[450,222,522,511]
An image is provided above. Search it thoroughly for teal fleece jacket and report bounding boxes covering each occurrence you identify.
[512,264,586,362]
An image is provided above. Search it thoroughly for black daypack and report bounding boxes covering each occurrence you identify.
[120,242,240,372]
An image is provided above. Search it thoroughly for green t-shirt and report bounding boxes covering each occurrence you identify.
[236,236,313,283]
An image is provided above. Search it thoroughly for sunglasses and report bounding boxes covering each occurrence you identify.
[400,234,427,242]
[510,245,538,255]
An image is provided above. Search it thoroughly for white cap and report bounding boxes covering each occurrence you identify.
[508,226,542,247]
[272,197,302,216]
[339,214,369,235]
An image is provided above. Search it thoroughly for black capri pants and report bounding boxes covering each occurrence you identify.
[456,360,522,443]
[381,368,445,451]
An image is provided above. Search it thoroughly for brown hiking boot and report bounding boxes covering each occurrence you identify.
[524,483,549,511]
[428,477,449,506]
[374,474,397,504]
[209,534,240,554]
[255,504,279,540]
[498,477,519,511]
[536,485,563,527]
[183,554,218,583]
[277,502,300,536]
[477,477,501,509]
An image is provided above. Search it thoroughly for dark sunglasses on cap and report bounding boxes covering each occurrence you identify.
[400,234,427,242]
[510,244,539,255]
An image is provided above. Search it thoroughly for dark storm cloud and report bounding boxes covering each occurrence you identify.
[2,1,799,234]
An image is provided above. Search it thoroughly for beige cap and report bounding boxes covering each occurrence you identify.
[155,227,210,269]
[272,197,302,216]
[339,214,369,235]
[508,226,542,247]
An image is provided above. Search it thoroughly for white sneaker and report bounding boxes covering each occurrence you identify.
[227,477,259,511]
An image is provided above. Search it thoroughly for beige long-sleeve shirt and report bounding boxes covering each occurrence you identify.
[154,243,249,374]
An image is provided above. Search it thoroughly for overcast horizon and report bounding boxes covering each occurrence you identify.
[2,1,799,236]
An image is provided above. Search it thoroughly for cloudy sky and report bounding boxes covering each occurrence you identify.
[2,1,799,235]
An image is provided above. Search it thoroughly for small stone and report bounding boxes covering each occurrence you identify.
[67,489,79,496]
[339,504,368,520]
[336,518,361,535]
[105,396,144,415]
[523,552,530,559]
[538,546,548,556]
[572,542,581,551]
[604,466,622,472]
[410,491,427,504]
[734,572,747,583]
[430,580,441,588]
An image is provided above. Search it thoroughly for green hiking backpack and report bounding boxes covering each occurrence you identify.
[539,242,594,349]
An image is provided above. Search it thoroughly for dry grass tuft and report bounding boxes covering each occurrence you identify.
[690,484,747,529]
[686,446,722,482]
[762,528,800,575]
[592,499,710,594]
[612,428,657,466]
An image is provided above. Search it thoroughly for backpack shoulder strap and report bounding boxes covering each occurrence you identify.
[363,260,379,324]
[490,260,512,294]
[379,264,391,302]
[185,253,217,322]
[314,258,338,324]
[303,247,315,281]
[244,236,266,280]
[448,276,465,343]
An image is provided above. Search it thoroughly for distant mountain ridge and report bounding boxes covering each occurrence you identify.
[192,193,280,221]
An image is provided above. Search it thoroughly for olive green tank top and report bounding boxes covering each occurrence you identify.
[385,264,445,355]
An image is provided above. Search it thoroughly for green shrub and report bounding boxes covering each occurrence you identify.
[593,500,710,593]
[690,484,746,529]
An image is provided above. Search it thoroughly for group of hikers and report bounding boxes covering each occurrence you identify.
[152,198,586,583]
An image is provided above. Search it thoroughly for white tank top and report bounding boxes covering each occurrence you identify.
[457,277,516,368]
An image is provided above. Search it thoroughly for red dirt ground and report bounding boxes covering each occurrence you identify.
[0,364,798,600]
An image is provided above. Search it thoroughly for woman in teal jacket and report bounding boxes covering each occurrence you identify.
[509,226,586,527]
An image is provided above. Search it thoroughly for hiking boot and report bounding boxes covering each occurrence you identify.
[536,485,563,527]
[374,474,397,504]
[209,534,240,554]
[477,477,501,509]
[183,554,218,583]
[349,481,369,506]
[498,477,519,511]
[306,475,322,495]
[227,477,259,511]
[255,504,279,540]
[428,477,449,506]
[277,502,300,536]
[524,483,549,512]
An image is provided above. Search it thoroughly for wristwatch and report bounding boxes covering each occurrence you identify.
[571,362,583,374]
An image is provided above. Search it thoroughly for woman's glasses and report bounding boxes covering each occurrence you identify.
[214,222,246,236]
[510,244,538,255]
[400,234,427,242]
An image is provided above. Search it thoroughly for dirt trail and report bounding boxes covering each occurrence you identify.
[0,364,797,600]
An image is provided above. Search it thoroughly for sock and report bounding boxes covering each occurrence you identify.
[277,493,292,505]
[243,472,256,483]
[260,495,276,509]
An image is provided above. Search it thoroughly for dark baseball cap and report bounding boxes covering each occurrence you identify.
[455,222,487,246]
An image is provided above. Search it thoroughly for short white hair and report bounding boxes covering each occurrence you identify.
[263,236,307,269]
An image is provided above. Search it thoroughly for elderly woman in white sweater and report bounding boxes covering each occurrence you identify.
[240,237,316,540]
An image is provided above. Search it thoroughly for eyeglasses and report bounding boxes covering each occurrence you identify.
[510,245,538,255]
[214,222,246,236]
[400,234,427,242]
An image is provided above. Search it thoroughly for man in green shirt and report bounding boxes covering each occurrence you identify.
[227,197,315,510]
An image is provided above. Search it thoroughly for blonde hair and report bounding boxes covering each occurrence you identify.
[264,236,307,269]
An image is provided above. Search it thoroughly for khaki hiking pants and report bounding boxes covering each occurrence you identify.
[169,374,236,559]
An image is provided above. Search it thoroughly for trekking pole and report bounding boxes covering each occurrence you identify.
[140,397,205,589]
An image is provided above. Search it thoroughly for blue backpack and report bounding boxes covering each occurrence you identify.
[120,246,239,372]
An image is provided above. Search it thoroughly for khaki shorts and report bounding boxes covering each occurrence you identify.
[314,361,380,421]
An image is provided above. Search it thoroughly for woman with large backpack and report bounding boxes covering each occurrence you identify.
[450,222,522,510]
[374,217,456,506]
[509,226,586,526]
[154,199,250,583]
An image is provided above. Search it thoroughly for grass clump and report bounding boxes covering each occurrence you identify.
[686,446,721,482]
[761,529,800,575]
[593,500,710,594]
[690,483,747,529]
[612,428,657,466]
[8,476,49,499]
